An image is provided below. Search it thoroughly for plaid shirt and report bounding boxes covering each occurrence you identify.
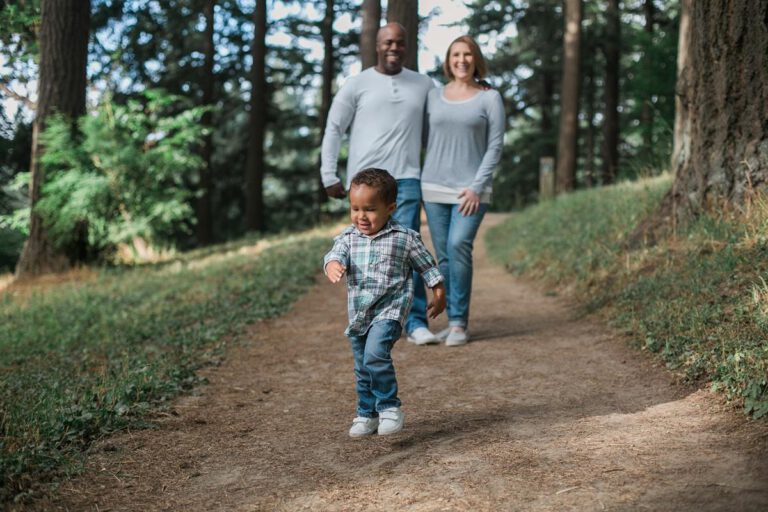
[324,219,443,336]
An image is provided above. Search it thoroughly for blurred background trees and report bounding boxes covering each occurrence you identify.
[1,0,763,276]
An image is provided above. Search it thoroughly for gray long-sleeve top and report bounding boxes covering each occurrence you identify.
[320,67,434,189]
[421,87,505,203]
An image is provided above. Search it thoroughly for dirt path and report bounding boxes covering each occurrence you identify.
[37,214,768,511]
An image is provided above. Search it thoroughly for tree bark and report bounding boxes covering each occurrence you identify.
[671,0,692,172]
[555,0,582,194]
[600,0,620,185]
[16,0,90,278]
[671,0,768,215]
[640,0,655,156]
[316,0,335,215]
[361,0,381,69]
[196,0,215,245]
[244,0,267,232]
[386,0,418,71]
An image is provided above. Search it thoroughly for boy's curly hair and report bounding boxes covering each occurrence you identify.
[350,168,398,204]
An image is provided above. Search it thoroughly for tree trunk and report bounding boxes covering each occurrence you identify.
[600,0,620,185]
[16,0,90,278]
[555,0,582,194]
[316,0,335,216]
[196,0,215,245]
[541,68,556,159]
[584,48,596,188]
[361,0,381,69]
[244,0,267,232]
[386,0,418,71]
[640,0,655,157]
[671,0,768,215]
[671,0,692,172]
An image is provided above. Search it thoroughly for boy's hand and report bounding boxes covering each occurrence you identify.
[427,283,446,319]
[325,261,346,283]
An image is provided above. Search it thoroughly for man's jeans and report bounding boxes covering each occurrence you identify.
[393,179,429,334]
[348,320,402,417]
[423,201,488,328]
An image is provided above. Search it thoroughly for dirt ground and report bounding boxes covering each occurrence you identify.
[31,214,768,511]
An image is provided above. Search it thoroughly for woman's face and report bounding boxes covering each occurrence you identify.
[449,41,475,81]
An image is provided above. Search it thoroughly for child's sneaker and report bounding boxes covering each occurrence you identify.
[377,407,404,435]
[349,416,379,437]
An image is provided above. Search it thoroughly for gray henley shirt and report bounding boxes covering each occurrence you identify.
[320,67,434,189]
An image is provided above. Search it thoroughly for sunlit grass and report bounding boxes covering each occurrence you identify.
[0,225,338,502]
[487,174,768,420]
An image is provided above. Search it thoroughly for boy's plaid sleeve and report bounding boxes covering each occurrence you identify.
[407,233,443,288]
[323,233,350,275]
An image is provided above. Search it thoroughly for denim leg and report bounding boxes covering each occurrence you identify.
[425,202,487,327]
[393,179,428,334]
[362,320,402,412]
[348,332,377,418]
[423,202,453,317]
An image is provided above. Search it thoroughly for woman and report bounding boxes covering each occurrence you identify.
[421,35,505,346]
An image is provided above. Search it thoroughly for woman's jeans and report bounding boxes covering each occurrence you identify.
[348,320,402,417]
[423,201,488,328]
[393,179,428,334]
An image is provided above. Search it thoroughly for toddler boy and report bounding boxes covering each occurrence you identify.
[324,168,446,437]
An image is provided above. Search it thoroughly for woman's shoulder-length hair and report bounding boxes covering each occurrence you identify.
[443,35,487,82]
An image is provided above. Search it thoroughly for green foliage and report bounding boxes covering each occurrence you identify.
[0,230,329,502]
[34,91,210,257]
[487,175,768,419]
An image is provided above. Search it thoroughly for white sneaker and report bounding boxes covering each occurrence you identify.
[445,329,469,347]
[377,407,404,435]
[349,416,379,437]
[407,327,438,345]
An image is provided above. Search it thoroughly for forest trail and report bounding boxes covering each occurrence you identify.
[36,214,768,511]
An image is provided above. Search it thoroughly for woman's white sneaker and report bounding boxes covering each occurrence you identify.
[377,407,404,435]
[445,329,469,346]
[349,416,379,437]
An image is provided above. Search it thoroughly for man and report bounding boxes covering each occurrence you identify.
[320,22,438,344]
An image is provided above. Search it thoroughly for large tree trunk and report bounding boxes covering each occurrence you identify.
[671,0,692,172]
[600,0,620,185]
[555,0,582,194]
[671,0,768,215]
[16,0,90,278]
[244,0,266,232]
[316,0,335,216]
[196,0,215,245]
[386,0,418,71]
[361,0,381,69]
[640,0,655,157]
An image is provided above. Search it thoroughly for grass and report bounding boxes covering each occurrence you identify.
[0,227,334,503]
[487,174,768,419]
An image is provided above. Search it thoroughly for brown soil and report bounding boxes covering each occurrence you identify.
[29,214,768,511]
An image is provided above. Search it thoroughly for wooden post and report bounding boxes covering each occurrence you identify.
[539,157,555,200]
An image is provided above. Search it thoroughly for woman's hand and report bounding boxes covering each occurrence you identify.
[457,189,480,216]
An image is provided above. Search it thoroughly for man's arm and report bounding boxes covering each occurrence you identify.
[320,80,357,198]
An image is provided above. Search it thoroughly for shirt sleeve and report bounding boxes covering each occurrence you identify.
[470,90,506,195]
[323,233,350,274]
[407,232,443,288]
[320,79,358,188]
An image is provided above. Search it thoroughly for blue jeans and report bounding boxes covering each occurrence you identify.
[348,320,402,417]
[423,201,488,328]
[392,179,428,334]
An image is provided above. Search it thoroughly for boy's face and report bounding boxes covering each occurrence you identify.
[349,184,395,236]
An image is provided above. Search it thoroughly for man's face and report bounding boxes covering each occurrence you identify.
[376,26,406,75]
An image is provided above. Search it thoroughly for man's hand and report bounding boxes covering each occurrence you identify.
[427,283,446,319]
[457,189,480,216]
[325,260,346,283]
[325,182,346,199]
